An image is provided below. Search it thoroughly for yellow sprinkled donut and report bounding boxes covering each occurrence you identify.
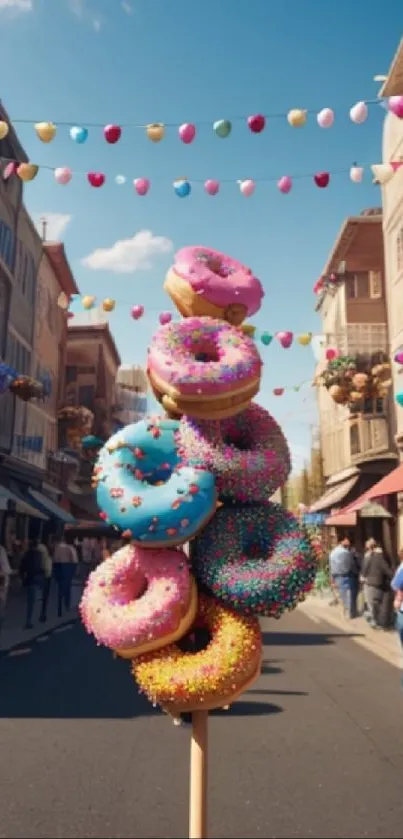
[132,594,262,714]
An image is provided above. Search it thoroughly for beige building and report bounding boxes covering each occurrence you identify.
[310,210,398,519]
[377,39,403,542]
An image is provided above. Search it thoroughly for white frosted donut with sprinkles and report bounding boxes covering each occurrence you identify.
[80,544,198,659]
[177,403,291,503]
[147,316,262,420]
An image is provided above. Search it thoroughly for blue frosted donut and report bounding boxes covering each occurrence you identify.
[93,417,216,547]
[191,502,317,617]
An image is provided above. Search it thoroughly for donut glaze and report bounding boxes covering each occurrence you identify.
[147,316,262,420]
[177,403,291,503]
[164,246,264,325]
[191,503,317,617]
[93,417,216,546]
[133,593,262,714]
[80,544,197,659]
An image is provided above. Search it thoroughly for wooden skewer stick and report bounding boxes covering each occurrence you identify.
[189,710,208,839]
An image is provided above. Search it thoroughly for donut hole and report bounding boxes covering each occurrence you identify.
[223,431,252,451]
[177,625,211,654]
[131,572,149,600]
[191,341,220,364]
[201,253,229,278]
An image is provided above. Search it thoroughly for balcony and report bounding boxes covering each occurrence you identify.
[326,323,389,356]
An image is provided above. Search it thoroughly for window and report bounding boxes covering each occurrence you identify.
[346,272,369,299]
[350,424,360,455]
[369,271,382,299]
[66,366,77,384]
[363,396,385,416]
[0,220,14,271]
[78,385,95,409]
[46,289,55,333]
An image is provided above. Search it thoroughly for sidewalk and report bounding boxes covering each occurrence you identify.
[300,589,402,670]
[0,580,83,654]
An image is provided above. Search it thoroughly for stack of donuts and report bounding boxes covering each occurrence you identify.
[80,246,317,720]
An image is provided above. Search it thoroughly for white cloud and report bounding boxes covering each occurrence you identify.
[81,230,173,273]
[34,213,72,241]
[121,0,133,12]
[0,0,32,11]
[68,0,102,30]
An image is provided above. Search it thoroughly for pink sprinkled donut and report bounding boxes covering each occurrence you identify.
[177,403,291,503]
[147,316,262,420]
[164,246,264,325]
[80,544,197,659]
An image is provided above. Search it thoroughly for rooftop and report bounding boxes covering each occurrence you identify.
[43,242,79,297]
[379,38,403,97]
[316,211,382,312]
[67,320,121,369]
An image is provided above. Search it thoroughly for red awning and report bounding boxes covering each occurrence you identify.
[325,512,357,528]
[342,463,403,515]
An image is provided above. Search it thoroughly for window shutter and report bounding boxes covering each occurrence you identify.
[369,270,382,299]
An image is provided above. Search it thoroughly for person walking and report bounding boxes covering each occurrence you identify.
[20,538,45,629]
[53,537,78,618]
[37,540,53,623]
[391,552,403,683]
[362,538,393,629]
[0,542,11,635]
[329,537,357,619]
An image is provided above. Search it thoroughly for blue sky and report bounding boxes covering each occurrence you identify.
[0,0,400,470]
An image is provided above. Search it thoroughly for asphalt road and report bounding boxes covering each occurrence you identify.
[1,610,403,839]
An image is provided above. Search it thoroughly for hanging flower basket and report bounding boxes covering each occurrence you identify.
[317,354,392,409]
[10,376,44,402]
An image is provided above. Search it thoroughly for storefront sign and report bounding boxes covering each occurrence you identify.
[15,435,43,452]
[302,512,327,526]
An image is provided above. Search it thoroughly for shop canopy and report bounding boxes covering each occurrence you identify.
[308,475,359,513]
[325,463,403,526]
[27,489,76,525]
[0,485,48,520]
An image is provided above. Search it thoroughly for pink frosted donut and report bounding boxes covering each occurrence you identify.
[80,544,197,659]
[147,316,262,420]
[177,403,291,503]
[164,246,264,325]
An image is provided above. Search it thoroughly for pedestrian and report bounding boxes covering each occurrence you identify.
[362,538,393,629]
[37,539,53,623]
[391,552,403,682]
[53,536,79,618]
[329,536,357,619]
[20,538,45,629]
[0,542,11,635]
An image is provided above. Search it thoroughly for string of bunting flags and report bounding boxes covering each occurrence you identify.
[68,294,329,349]
[2,155,403,193]
[1,95,403,146]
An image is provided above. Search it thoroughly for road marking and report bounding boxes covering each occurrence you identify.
[36,636,50,643]
[53,624,74,634]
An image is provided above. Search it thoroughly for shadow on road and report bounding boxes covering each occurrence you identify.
[0,625,157,720]
[262,630,363,646]
[247,689,308,697]
[211,700,283,717]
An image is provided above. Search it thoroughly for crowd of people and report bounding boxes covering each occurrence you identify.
[0,536,81,631]
[329,536,402,630]
[0,533,129,636]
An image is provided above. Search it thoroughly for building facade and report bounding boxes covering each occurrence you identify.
[311,210,397,520]
[379,38,403,541]
[61,320,121,520]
